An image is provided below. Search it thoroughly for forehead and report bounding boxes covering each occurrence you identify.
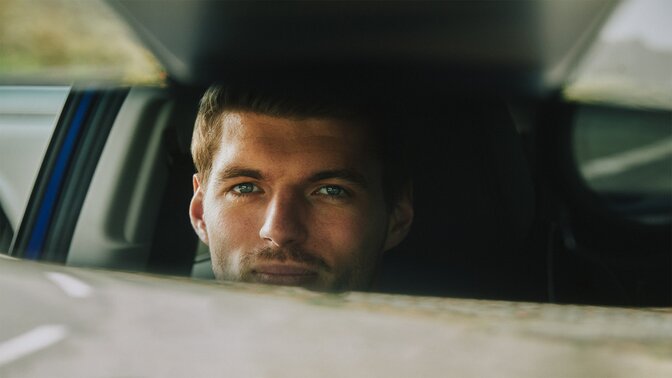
[216,111,377,162]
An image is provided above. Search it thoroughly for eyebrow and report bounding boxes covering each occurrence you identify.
[308,169,369,189]
[216,167,264,182]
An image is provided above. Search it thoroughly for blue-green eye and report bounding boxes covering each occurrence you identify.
[232,183,258,194]
[316,185,347,197]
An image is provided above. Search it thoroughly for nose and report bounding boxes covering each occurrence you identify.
[259,191,308,247]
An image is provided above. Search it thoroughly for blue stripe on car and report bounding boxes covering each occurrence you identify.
[25,92,94,259]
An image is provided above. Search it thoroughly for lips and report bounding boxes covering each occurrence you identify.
[251,263,318,286]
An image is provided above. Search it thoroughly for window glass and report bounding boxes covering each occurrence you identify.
[0,0,164,85]
[566,0,672,225]
[0,0,164,252]
[0,86,69,251]
[564,0,672,110]
[573,105,672,224]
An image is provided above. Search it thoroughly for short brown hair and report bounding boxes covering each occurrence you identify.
[191,85,410,207]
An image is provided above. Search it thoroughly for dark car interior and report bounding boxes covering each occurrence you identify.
[10,0,671,307]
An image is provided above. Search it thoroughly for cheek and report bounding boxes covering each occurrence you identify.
[203,199,261,253]
[312,204,388,264]
[204,200,264,280]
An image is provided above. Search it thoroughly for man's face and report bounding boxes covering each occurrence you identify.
[189,111,411,291]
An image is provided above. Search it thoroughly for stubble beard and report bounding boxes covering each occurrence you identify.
[212,245,380,292]
[215,246,331,288]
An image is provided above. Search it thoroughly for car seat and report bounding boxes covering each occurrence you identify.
[377,97,546,301]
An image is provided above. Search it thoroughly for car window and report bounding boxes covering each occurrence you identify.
[564,0,672,225]
[0,86,69,251]
[0,0,165,253]
[564,0,672,109]
[0,0,163,85]
[572,105,671,224]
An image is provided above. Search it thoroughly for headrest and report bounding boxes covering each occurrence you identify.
[380,98,537,298]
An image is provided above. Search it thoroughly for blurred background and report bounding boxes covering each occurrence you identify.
[0,0,164,85]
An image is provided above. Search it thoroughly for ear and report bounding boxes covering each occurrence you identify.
[382,183,414,252]
[189,174,209,245]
